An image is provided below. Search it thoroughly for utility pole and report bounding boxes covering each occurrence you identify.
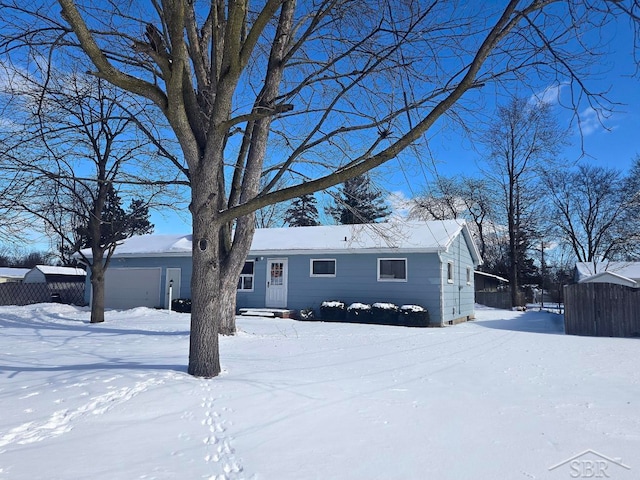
[540,241,545,311]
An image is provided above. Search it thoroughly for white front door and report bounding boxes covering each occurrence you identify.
[265,258,288,308]
[165,268,181,308]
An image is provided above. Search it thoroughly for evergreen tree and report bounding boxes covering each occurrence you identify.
[327,174,390,224]
[284,193,320,227]
[72,185,154,250]
[124,198,154,238]
[11,251,55,268]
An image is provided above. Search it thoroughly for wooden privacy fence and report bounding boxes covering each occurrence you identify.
[564,283,640,337]
[475,289,526,310]
[475,291,512,310]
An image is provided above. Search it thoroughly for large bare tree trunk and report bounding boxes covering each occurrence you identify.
[187,156,253,374]
[188,166,223,376]
[187,221,248,374]
[188,277,222,377]
[189,222,222,376]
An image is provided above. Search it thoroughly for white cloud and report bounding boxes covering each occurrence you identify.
[578,107,605,136]
[386,191,411,219]
[530,83,567,106]
[0,62,33,96]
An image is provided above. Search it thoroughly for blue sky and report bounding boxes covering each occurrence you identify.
[370,18,640,207]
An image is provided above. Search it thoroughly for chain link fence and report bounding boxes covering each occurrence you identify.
[0,281,86,307]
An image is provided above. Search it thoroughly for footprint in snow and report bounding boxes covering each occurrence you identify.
[200,386,243,479]
[0,378,162,449]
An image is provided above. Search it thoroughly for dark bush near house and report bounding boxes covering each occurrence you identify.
[371,302,399,325]
[298,307,316,321]
[171,298,192,313]
[399,305,430,327]
[346,303,372,323]
[320,301,346,321]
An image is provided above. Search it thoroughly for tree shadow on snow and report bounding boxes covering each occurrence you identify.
[0,361,188,378]
[474,309,566,335]
[0,311,189,338]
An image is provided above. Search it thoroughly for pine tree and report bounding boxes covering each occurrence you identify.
[284,193,320,227]
[73,186,154,250]
[327,174,390,224]
[125,198,154,238]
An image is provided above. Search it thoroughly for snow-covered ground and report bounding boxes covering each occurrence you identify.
[1,304,638,480]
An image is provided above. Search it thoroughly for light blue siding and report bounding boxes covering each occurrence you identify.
[84,256,192,305]
[87,229,479,325]
[237,252,444,321]
[236,255,267,309]
[439,233,476,324]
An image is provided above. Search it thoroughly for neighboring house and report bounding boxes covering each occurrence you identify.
[23,265,87,284]
[80,220,482,326]
[574,262,640,288]
[474,270,511,310]
[474,271,509,292]
[0,268,30,284]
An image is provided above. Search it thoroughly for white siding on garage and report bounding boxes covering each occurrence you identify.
[102,268,162,309]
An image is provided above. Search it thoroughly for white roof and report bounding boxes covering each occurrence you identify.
[0,267,30,279]
[81,220,481,263]
[88,235,195,256]
[474,270,509,283]
[575,262,640,281]
[578,271,639,288]
[249,220,476,255]
[31,265,87,276]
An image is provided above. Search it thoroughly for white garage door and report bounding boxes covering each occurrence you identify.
[103,268,162,310]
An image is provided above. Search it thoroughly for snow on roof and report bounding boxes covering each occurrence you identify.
[80,220,481,262]
[575,262,640,281]
[0,267,30,279]
[249,220,470,253]
[32,265,87,276]
[76,234,193,259]
[578,270,639,288]
[474,270,509,283]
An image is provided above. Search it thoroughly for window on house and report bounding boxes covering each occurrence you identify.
[378,258,407,281]
[310,259,336,277]
[447,262,454,283]
[237,260,255,291]
[467,267,472,285]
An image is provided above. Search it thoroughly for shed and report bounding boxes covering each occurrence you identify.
[80,220,482,326]
[23,265,87,284]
